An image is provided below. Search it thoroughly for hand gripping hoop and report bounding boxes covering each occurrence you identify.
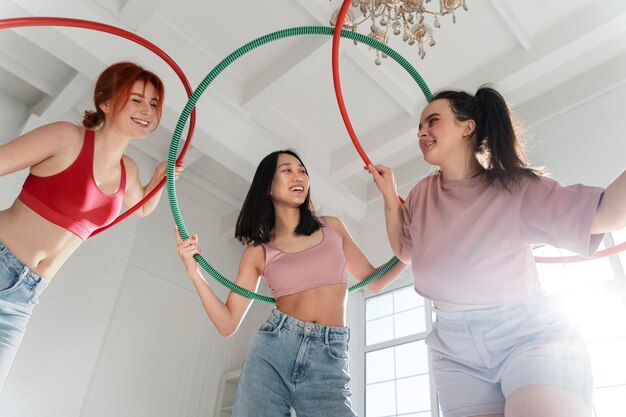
[0,17,196,237]
[330,0,626,264]
[166,26,433,303]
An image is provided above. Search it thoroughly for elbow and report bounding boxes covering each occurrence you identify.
[396,252,411,265]
[398,247,412,265]
[218,327,236,338]
[217,322,238,338]
[367,283,383,294]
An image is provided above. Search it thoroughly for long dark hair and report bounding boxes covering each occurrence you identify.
[431,85,542,188]
[235,150,321,246]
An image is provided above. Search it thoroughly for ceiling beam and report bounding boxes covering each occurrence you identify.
[488,0,531,50]
[241,37,330,115]
[33,71,92,120]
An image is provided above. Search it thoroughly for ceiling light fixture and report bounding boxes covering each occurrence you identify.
[330,0,468,64]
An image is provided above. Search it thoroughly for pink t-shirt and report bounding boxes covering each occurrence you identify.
[261,216,348,298]
[401,173,604,306]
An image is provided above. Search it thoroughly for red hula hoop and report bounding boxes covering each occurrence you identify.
[535,241,626,264]
[331,0,405,205]
[0,17,195,237]
[332,0,371,167]
[330,4,625,263]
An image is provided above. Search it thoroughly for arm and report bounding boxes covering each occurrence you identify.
[366,165,412,263]
[0,121,78,177]
[123,160,184,217]
[592,169,626,234]
[326,216,408,294]
[175,225,262,337]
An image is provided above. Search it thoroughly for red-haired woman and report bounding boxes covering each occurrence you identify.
[0,61,183,390]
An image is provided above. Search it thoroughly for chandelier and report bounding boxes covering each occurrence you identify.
[330,0,468,64]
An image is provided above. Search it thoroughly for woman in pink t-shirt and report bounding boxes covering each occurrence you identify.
[176,150,406,417]
[368,86,626,417]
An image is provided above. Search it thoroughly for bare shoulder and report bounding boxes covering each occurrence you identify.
[28,121,83,145]
[240,244,265,275]
[322,215,349,236]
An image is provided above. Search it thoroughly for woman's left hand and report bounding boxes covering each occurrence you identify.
[153,160,184,181]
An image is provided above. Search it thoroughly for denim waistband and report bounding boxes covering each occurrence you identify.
[0,240,49,293]
[268,309,350,342]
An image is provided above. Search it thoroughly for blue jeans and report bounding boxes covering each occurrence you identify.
[232,309,357,417]
[0,241,48,391]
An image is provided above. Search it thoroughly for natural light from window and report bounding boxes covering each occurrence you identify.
[364,230,626,417]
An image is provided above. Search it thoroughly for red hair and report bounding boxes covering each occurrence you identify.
[83,61,165,129]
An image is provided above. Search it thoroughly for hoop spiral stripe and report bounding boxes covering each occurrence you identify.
[167,26,434,303]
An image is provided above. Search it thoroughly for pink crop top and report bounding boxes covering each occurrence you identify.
[17,129,126,241]
[261,216,348,298]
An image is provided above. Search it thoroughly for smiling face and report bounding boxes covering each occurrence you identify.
[101,79,160,138]
[418,98,474,171]
[269,153,310,208]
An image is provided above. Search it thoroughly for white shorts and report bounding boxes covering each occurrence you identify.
[426,296,592,417]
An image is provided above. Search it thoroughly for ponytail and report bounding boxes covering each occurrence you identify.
[82,109,104,129]
[430,85,541,189]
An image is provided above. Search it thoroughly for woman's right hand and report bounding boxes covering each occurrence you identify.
[174,225,202,275]
[366,164,399,199]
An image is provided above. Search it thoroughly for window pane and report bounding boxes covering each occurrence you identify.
[367,292,394,321]
[396,375,431,414]
[396,340,429,378]
[394,307,425,339]
[366,348,395,384]
[366,381,396,417]
[394,286,424,312]
[367,316,394,345]
[562,294,626,342]
[365,285,434,417]
[594,385,626,417]
[588,337,626,388]
[535,243,614,294]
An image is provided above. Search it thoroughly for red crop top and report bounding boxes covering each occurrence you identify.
[261,216,348,298]
[17,129,126,240]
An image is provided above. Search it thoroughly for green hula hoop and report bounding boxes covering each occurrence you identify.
[167,26,431,304]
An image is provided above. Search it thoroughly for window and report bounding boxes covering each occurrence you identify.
[364,285,437,417]
[535,231,626,417]
[363,230,626,417]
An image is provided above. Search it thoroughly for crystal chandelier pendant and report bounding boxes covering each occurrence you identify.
[330,0,469,62]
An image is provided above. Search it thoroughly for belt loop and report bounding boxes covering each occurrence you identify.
[324,326,330,345]
[276,310,288,330]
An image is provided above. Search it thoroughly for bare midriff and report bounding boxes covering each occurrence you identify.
[275,282,349,327]
[0,200,82,280]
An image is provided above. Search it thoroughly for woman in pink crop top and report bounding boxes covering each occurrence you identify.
[368,86,626,417]
[0,62,183,391]
[176,150,406,417]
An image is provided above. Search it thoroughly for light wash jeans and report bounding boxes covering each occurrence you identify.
[0,240,48,392]
[232,308,357,417]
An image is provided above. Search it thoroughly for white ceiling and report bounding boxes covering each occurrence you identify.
[2,0,626,233]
